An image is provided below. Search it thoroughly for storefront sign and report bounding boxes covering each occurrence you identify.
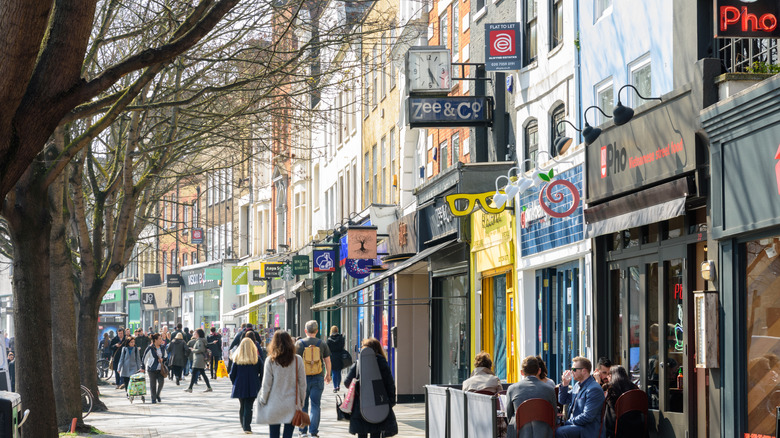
[485,22,523,71]
[102,292,118,303]
[166,274,183,287]
[587,88,698,203]
[127,288,139,301]
[182,266,219,292]
[347,227,378,259]
[715,0,780,38]
[345,259,373,279]
[471,209,513,272]
[521,166,584,257]
[263,263,283,278]
[205,268,221,280]
[313,249,336,272]
[408,96,492,128]
[141,293,156,305]
[387,212,419,256]
[191,227,204,244]
[292,255,310,275]
[280,264,294,281]
[421,194,460,243]
[231,267,248,285]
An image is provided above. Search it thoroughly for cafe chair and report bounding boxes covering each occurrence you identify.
[515,398,557,432]
[614,389,649,436]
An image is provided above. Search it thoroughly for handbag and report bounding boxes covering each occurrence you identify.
[340,350,353,368]
[335,394,350,421]
[291,357,311,428]
[340,361,359,414]
[160,362,169,378]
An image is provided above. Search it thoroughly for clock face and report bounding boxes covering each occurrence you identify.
[407,49,451,92]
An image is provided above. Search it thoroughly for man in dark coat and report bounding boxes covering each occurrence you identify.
[134,328,150,355]
[109,328,125,386]
[171,323,183,341]
[207,327,222,379]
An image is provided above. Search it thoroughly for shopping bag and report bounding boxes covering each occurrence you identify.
[340,378,358,413]
[217,360,228,378]
[335,395,351,421]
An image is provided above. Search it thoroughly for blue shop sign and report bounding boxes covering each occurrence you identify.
[520,166,584,256]
[408,96,492,128]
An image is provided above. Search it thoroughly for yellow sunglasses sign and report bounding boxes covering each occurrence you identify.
[445,191,508,217]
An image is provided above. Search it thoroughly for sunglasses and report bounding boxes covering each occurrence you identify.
[445,191,507,217]
[571,367,583,372]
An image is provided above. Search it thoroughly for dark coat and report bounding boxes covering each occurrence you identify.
[603,382,645,438]
[166,339,190,368]
[110,338,126,370]
[344,355,398,436]
[327,334,345,371]
[135,335,150,355]
[207,333,222,358]
[229,362,261,399]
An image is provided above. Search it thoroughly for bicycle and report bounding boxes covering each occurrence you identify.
[81,385,94,418]
[96,358,113,381]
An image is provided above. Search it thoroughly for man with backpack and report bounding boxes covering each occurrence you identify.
[295,320,332,438]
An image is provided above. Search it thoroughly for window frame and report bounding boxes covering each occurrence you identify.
[524,119,539,172]
[628,54,652,108]
[550,104,566,156]
[452,3,460,61]
[550,0,563,50]
[439,139,449,172]
[524,0,538,64]
[595,77,614,125]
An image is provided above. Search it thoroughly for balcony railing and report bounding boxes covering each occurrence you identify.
[717,37,780,73]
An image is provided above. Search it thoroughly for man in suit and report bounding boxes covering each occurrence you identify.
[505,356,557,438]
[556,356,606,438]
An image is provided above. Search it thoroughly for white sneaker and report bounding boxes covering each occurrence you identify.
[298,433,310,438]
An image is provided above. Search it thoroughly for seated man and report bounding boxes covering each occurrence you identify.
[506,356,557,438]
[593,357,612,387]
[556,356,606,438]
[462,351,502,394]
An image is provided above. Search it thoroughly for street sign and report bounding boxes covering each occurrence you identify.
[292,255,310,275]
[191,228,204,244]
[485,22,523,71]
[408,96,492,128]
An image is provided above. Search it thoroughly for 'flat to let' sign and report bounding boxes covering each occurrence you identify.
[408,97,492,128]
[715,0,780,38]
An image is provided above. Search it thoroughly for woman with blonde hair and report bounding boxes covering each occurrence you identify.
[256,330,306,438]
[230,337,261,434]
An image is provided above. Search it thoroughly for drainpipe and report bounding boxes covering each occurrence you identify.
[574,0,583,145]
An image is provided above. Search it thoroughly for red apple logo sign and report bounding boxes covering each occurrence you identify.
[775,143,780,195]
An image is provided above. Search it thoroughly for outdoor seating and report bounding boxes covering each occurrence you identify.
[515,398,557,432]
[614,389,649,436]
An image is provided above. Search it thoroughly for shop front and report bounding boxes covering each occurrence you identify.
[702,74,780,438]
[587,68,717,437]
[471,208,516,382]
[140,284,182,332]
[517,147,589,384]
[181,263,220,331]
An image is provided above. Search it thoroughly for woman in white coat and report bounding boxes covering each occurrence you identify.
[256,330,306,438]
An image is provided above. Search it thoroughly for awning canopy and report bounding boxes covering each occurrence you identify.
[224,290,285,318]
[310,239,454,311]
[584,177,690,238]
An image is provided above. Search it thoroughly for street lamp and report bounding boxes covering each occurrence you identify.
[613,84,662,126]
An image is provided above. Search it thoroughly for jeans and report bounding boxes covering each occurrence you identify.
[188,368,210,389]
[269,423,294,438]
[148,370,164,402]
[122,376,130,394]
[238,397,256,431]
[211,355,221,379]
[170,365,183,383]
[332,369,342,390]
[300,375,324,436]
[184,358,192,376]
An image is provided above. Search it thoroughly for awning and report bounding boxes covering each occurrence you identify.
[224,290,285,318]
[311,239,455,311]
[584,177,690,238]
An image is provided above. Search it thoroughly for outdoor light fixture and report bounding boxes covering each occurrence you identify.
[492,175,511,208]
[613,84,662,126]
[552,120,581,156]
[581,105,612,145]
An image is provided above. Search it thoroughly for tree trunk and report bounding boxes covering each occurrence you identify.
[77,297,107,412]
[49,174,83,430]
[6,181,58,437]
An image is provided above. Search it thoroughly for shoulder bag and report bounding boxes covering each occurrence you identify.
[160,361,169,378]
[291,357,311,428]
[340,360,359,414]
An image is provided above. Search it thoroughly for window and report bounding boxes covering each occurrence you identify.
[629,56,652,107]
[550,104,566,156]
[352,161,358,213]
[390,28,397,90]
[451,132,460,166]
[550,0,563,49]
[192,201,197,228]
[162,251,167,277]
[440,140,449,172]
[364,152,370,207]
[595,0,612,19]
[372,46,378,108]
[381,34,387,99]
[372,144,378,203]
[452,3,460,60]
[207,174,212,205]
[525,0,537,64]
[440,14,448,48]
[192,251,197,265]
[207,228,213,260]
[364,60,371,117]
[596,79,614,125]
[161,197,167,228]
[381,136,387,203]
[313,165,320,210]
[390,129,396,203]
[524,119,539,171]
[477,0,485,13]
[183,205,189,228]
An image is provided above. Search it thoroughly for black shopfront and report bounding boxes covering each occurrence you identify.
[702,74,780,438]
[587,69,717,437]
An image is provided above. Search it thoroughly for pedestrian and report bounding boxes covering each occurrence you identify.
[110,327,126,387]
[556,356,605,438]
[118,336,142,395]
[135,328,150,355]
[461,351,502,394]
[184,327,193,377]
[161,326,171,346]
[256,330,306,438]
[505,356,556,438]
[143,333,166,404]
[343,338,398,438]
[7,352,14,391]
[602,365,643,437]
[184,328,213,393]
[208,327,223,379]
[230,337,262,434]
[295,320,331,438]
[100,333,112,359]
[326,326,346,392]
[172,323,183,341]
[167,333,189,385]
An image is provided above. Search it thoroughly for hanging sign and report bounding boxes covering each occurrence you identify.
[347,226,378,259]
[204,268,221,281]
[231,267,248,285]
[191,228,204,244]
[263,263,283,278]
[281,264,295,281]
[408,96,493,128]
[292,255,310,275]
[313,249,336,272]
[345,259,373,279]
[485,22,523,70]
[715,0,780,38]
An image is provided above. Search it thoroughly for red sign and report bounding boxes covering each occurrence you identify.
[775,143,780,195]
[489,30,516,56]
[716,0,780,38]
[600,146,607,179]
[191,228,204,244]
[485,23,522,71]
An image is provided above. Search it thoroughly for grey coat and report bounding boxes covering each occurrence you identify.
[190,338,207,369]
[505,376,557,438]
[461,367,503,394]
[256,355,306,425]
[118,346,142,378]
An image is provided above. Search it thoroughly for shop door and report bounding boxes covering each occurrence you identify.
[432,274,469,384]
[480,273,509,381]
[606,247,692,437]
[536,262,580,384]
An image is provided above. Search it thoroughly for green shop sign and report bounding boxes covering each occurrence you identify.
[292,255,310,275]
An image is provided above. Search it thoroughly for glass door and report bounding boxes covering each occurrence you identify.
[536,262,580,383]
[432,274,468,384]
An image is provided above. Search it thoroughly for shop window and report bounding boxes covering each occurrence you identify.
[687,207,707,236]
[642,223,659,245]
[607,231,621,251]
[646,262,659,409]
[524,0,538,64]
[665,216,685,240]
[745,236,780,435]
[622,228,640,249]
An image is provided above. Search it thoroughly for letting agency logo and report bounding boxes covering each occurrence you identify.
[775,144,780,195]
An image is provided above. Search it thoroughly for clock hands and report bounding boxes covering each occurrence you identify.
[428,68,438,87]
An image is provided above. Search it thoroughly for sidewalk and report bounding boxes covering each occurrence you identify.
[78,375,425,437]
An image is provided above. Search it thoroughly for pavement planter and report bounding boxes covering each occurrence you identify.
[79,376,425,437]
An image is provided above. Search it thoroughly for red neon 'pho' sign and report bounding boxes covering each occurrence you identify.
[715,0,780,38]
